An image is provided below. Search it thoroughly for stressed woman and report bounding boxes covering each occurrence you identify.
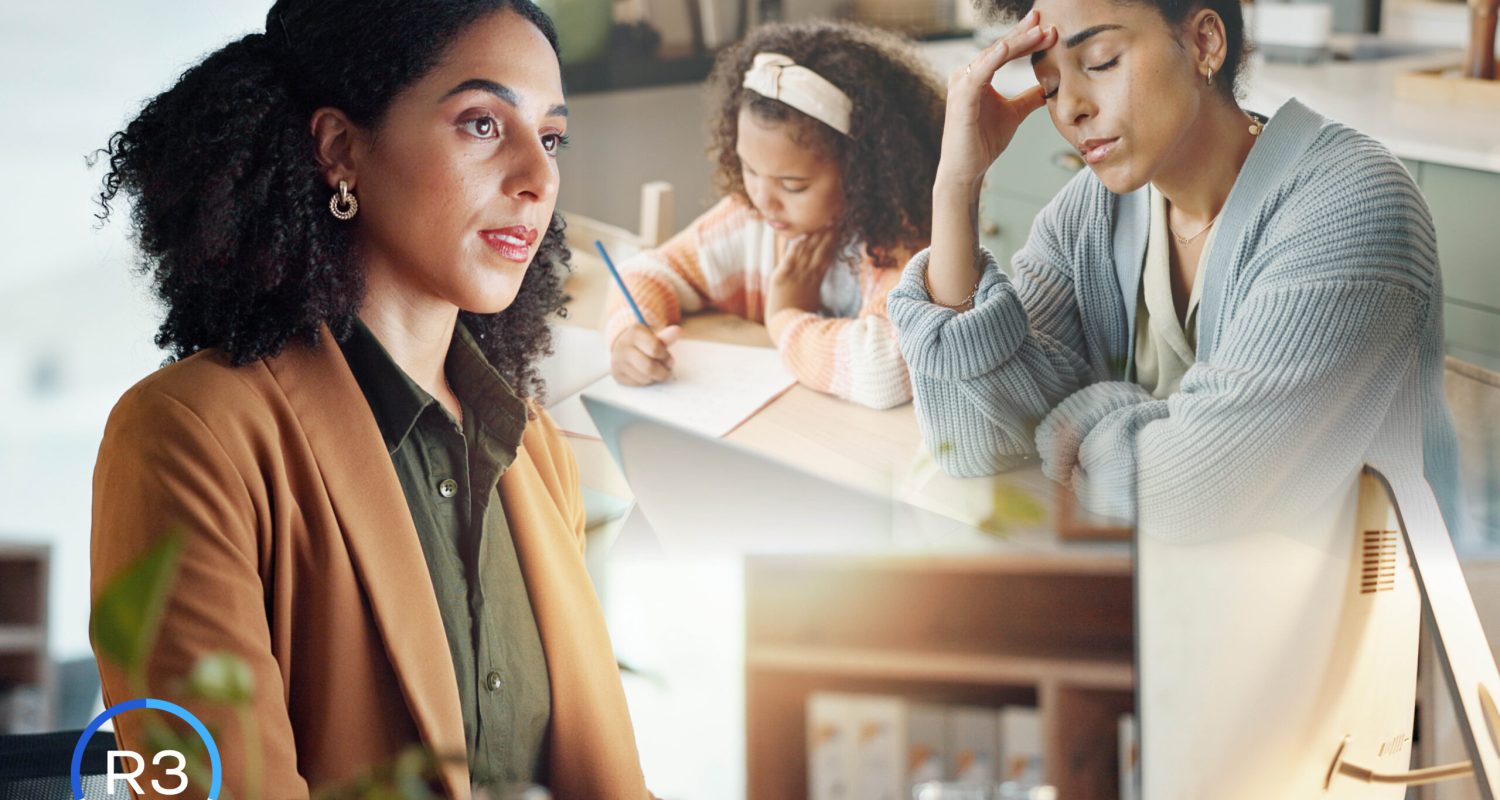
[889,0,1463,540]
[90,1,648,797]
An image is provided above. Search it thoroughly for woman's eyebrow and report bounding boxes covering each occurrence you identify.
[1031,24,1126,64]
[441,78,568,118]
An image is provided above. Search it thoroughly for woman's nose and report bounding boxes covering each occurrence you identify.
[501,135,555,202]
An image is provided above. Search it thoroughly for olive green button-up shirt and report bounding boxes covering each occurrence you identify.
[342,318,550,788]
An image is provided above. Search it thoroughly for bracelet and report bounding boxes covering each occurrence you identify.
[923,265,978,311]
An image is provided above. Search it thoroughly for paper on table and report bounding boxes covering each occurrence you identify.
[546,334,797,440]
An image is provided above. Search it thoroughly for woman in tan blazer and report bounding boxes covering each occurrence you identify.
[89,1,649,797]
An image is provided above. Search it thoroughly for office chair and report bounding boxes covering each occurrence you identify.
[0,728,116,800]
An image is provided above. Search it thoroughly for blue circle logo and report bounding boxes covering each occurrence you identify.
[72,698,222,800]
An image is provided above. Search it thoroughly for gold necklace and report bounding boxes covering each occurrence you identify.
[1169,209,1221,246]
[1170,111,1262,245]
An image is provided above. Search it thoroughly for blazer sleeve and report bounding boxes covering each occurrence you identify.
[91,383,310,799]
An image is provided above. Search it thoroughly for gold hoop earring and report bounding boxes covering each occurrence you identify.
[1204,68,1214,87]
[329,180,358,221]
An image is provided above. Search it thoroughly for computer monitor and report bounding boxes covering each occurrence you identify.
[1139,468,1500,799]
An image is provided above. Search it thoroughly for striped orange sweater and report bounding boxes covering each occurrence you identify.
[603,197,915,410]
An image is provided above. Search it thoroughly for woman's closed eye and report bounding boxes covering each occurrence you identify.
[1042,56,1121,100]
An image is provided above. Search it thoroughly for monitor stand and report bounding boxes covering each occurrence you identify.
[1324,469,1500,797]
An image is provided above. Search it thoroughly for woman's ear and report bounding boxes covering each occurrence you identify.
[309,107,363,191]
[1188,8,1229,77]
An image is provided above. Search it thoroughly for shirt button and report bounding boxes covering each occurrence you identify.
[485,671,503,692]
[437,478,458,498]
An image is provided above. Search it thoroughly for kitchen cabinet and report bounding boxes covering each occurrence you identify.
[1424,163,1500,371]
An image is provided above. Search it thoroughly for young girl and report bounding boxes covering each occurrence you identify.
[604,21,945,410]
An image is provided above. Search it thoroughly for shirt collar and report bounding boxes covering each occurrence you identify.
[340,317,528,458]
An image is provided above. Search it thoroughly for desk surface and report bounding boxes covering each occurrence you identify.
[560,247,1129,566]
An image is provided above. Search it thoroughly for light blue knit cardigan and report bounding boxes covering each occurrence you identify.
[889,99,1464,542]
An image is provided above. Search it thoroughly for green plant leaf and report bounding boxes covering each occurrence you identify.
[978,479,1048,536]
[185,652,255,705]
[91,529,186,670]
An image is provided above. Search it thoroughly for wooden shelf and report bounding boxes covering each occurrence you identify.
[748,643,1134,691]
[745,554,1135,800]
[0,543,51,731]
[0,625,45,654]
[746,550,1131,577]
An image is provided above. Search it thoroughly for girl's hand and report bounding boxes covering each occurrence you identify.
[937,10,1059,195]
[765,229,838,329]
[609,323,683,386]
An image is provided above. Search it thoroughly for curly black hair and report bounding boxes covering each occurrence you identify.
[94,0,568,399]
[707,21,945,269]
[972,0,1250,100]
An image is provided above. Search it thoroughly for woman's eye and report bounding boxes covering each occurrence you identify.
[461,115,499,139]
[1043,85,1059,100]
[782,183,808,194]
[542,133,570,154]
[1087,56,1120,72]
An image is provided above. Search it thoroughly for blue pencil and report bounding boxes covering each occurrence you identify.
[595,240,650,329]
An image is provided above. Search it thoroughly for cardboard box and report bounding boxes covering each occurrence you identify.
[949,706,1002,784]
[997,706,1043,785]
[809,692,859,800]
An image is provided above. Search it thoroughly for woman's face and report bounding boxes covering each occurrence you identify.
[351,9,566,315]
[736,107,844,237]
[1030,0,1205,194]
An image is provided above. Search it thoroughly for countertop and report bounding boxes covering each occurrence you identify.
[1245,52,1500,174]
[918,38,1500,174]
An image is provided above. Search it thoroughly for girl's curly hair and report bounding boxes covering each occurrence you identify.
[707,21,945,268]
[94,0,568,399]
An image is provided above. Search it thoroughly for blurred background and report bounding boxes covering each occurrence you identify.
[1,0,1495,798]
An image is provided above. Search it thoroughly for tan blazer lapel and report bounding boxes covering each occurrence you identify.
[501,429,648,799]
[267,326,471,797]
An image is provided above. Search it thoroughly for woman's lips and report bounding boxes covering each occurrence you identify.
[479,226,537,263]
[1080,137,1120,165]
[767,219,791,231]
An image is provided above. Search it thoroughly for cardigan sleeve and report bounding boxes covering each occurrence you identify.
[769,259,912,410]
[602,197,753,347]
[888,182,1099,477]
[1037,150,1439,542]
[91,383,310,799]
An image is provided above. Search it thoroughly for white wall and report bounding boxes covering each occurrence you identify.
[558,82,719,237]
[0,1,272,662]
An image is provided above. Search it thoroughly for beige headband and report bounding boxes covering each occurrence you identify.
[741,52,853,137]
